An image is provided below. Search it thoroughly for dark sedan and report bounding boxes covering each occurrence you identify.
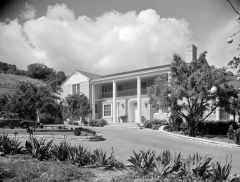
[0,119,43,128]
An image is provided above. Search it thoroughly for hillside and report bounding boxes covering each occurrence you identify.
[0,73,44,96]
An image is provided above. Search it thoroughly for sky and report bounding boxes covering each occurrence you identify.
[0,0,239,75]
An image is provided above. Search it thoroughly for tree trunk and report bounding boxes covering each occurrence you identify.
[189,126,196,137]
[36,108,40,124]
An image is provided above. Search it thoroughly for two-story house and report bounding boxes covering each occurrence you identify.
[61,44,230,123]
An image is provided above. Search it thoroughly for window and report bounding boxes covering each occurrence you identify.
[72,84,80,94]
[154,107,159,114]
[95,104,98,114]
[162,107,168,114]
[141,82,147,88]
[102,85,112,97]
[103,104,112,117]
[117,85,123,91]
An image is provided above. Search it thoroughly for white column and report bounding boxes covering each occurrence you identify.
[113,80,117,123]
[137,77,142,123]
[216,107,220,121]
[92,84,95,120]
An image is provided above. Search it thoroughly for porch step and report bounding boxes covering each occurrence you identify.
[105,122,140,128]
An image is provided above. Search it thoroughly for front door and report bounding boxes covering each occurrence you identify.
[133,102,138,122]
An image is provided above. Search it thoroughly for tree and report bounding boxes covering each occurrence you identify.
[228,56,240,74]
[27,63,55,80]
[0,93,11,117]
[148,52,235,137]
[63,93,91,124]
[5,82,61,121]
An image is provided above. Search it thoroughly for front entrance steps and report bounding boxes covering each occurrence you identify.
[104,122,140,128]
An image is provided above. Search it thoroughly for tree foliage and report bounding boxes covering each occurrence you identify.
[148,52,236,137]
[27,63,55,80]
[1,82,62,120]
[63,94,91,123]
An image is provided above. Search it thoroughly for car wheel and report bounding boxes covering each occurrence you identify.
[21,123,28,128]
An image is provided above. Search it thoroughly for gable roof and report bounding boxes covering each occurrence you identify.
[76,70,101,79]
[61,70,101,86]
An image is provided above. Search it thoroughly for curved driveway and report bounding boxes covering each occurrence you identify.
[70,127,240,174]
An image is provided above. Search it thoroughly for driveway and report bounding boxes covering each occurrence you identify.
[68,127,240,174]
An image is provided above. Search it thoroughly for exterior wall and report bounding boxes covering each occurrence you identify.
[80,81,90,100]
[61,84,72,100]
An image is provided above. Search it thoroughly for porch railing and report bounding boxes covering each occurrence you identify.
[101,88,147,98]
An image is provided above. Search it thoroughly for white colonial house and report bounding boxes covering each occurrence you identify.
[60,44,231,123]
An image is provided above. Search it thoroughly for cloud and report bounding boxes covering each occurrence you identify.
[20,3,36,20]
[1,4,191,75]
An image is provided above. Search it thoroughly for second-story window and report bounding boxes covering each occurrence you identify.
[102,85,112,97]
[72,84,80,94]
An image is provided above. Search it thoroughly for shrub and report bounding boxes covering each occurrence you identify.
[152,124,161,130]
[89,119,108,127]
[234,129,240,145]
[120,115,128,123]
[228,125,235,140]
[75,127,96,135]
[148,119,167,130]
[143,120,152,128]
[97,119,108,127]
[171,117,183,131]
[197,120,236,135]
[74,129,81,136]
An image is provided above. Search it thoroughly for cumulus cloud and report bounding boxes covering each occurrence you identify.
[20,3,36,20]
[0,4,191,75]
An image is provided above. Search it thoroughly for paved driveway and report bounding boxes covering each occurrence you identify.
[68,127,240,174]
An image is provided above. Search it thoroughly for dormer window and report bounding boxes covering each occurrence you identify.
[72,84,80,94]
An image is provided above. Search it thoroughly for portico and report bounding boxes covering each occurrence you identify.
[90,64,171,123]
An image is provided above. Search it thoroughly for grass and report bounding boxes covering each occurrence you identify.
[0,128,95,136]
[0,73,44,96]
[0,155,95,181]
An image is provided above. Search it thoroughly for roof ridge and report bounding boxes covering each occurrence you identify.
[76,70,101,77]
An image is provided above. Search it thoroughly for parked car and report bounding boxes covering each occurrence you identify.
[0,118,43,128]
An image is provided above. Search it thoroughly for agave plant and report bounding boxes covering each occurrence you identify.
[0,137,25,155]
[51,141,70,161]
[212,157,232,182]
[154,150,183,176]
[128,150,155,174]
[91,148,118,170]
[68,145,91,167]
[25,138,53,161]
[185,153,213,178]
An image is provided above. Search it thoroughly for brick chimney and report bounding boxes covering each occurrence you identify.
[185,44,197,63]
